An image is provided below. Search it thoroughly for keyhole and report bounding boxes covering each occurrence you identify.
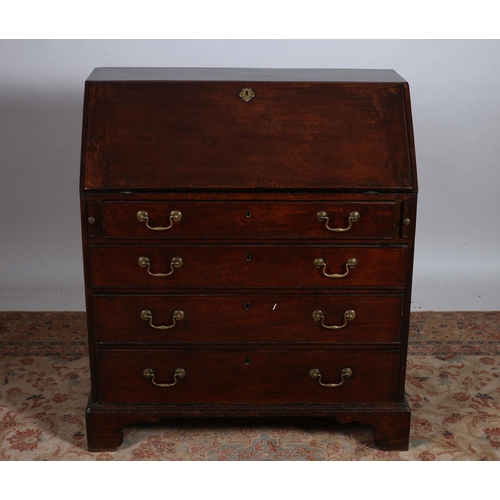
[245,302,251,310]
[246,210,251,218]
[246,253,251,261]
[245,357,251,365]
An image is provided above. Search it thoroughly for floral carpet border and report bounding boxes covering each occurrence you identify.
[408,341,500,356]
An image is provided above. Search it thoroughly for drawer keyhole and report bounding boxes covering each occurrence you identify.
[245,302,251,310]
[246,210,252,218]
[246,253,252,261]
[245,357,251,365]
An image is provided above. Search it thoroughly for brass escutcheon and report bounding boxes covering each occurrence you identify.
[239,87,255,102]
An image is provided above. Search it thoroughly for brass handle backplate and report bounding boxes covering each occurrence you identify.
[309,367,353,387]
[316,210,360,232]
[138,256,183,277]
[313,257,358,278]
[140,309,185,329]
[312,309,356,329]
[143,368,186,387]
[137,210,182,231]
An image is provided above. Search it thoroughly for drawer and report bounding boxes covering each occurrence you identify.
[89,245,407,289]
[92,294,404,344]
[101,201,397,240]
[96,349,401,404]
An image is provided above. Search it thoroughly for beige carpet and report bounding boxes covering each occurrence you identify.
[1,311,499,460]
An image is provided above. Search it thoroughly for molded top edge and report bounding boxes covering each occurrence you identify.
[86,67,407,83]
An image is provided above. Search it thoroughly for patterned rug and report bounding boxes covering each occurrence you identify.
[1,311,499,460]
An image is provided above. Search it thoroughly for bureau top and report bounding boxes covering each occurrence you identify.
[86,67,407,83]
[81,68,417,192]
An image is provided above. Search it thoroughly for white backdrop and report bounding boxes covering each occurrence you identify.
[1,39,499,311]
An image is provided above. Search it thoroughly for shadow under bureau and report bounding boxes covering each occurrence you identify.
[80,67,418,451]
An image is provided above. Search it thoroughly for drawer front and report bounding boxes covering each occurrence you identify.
[84,81,412,191]
[101,201,397,240]
[89,245,407,289]
[96,349,401,404]
[92,294,404,344]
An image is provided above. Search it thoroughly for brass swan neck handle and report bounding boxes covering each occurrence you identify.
[316,210,360,232]
[312,309,356,329]
[140,309,185,330]
[309,368,353,387]
[137,210,182,231]
[143,368,186,387]
[138,256,183,277]
[313,257,358,278]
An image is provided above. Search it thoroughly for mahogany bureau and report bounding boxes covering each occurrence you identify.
[80,67,418,451]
